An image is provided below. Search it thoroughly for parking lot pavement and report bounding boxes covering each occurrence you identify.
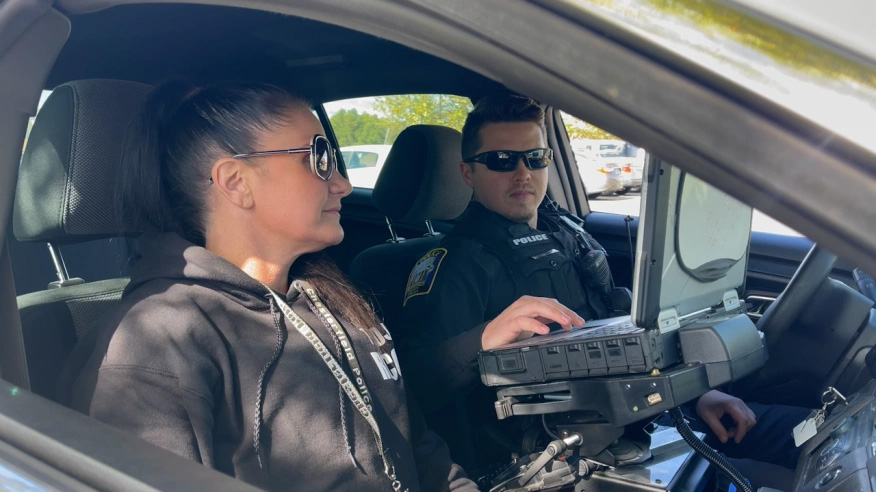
[589,192,802,237]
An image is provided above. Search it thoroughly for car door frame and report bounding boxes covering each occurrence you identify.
[1,0,875,487]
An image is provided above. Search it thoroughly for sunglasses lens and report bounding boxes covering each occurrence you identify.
[313,137,333,180]
[472,149,552,172]
[485,151,518,172]
[525,149,551,169]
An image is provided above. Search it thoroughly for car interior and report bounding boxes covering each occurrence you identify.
[1,1,875,491]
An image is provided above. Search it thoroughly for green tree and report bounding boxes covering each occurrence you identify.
[373,94,472,143]
[329,109,389,147]
[562,112,619,140]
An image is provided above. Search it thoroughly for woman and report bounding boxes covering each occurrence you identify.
[63,81,579,491]
[61,81,484,491]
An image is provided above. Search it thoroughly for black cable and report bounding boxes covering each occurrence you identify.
[669,407,753,492]
[542,414,560,440]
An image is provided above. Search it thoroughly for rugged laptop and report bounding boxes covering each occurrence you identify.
[479,161,753,386]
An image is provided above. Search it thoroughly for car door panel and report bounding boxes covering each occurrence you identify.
[746,233,814,299]
[0,379,260,491]
[582,211,638,289]
[748,233,857,299]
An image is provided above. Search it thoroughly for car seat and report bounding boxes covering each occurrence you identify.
[349,124,471,338]
[11,79,150,399]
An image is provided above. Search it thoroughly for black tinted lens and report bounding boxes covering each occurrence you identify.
[484,151,518,172]
[313,136,333,180]
[477,149,551,172]
[524,149,551,170]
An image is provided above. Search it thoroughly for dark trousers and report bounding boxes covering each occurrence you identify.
[687,402,810,469]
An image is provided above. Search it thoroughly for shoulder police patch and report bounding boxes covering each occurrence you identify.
[403,248,447,306]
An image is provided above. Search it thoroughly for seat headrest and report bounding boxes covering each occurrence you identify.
[371,124,472,223]
[13,79,152,244]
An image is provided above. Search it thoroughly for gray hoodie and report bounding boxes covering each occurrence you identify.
[62,231,476,491]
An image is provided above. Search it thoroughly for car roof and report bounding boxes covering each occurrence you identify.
[46,3,503,104]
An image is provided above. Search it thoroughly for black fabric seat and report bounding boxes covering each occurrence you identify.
[13,79,150,399]
[349,125,471,338]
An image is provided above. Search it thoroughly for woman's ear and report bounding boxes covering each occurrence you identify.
[212,158,254,209]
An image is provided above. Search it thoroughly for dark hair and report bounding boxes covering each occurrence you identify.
[291,252,380,332]
[460,93,546,160]
[119,80,380,330]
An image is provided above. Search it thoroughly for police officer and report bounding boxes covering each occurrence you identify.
[398,94,806,479]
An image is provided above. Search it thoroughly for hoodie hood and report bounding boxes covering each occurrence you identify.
[128,230,281,310]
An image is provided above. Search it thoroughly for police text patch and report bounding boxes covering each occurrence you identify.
[403,248,447,306]
[509,233,550,248]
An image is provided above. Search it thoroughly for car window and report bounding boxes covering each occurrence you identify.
[561,112,802,237]
[325,94,473,189]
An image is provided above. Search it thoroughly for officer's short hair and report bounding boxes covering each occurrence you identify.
[461,94,546,161]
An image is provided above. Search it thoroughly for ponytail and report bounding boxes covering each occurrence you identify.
[118,80,201,241]
[291,253,382,335]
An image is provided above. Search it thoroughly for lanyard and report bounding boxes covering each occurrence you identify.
[264,280,405,492]
[298,282,374,411]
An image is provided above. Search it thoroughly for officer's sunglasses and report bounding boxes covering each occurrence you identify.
[464,148,553,172]
[230,134,336,181]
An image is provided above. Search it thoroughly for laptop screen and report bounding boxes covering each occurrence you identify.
[631,161,752,331]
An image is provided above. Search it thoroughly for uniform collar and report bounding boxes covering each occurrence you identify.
[464,201,541,235]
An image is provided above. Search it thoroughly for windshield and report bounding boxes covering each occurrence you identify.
[568,0,876,153]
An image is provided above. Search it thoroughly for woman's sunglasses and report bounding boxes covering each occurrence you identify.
[464,148,553,172]
[230,134,336,181]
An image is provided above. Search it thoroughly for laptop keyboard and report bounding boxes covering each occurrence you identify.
[565,319,639,340]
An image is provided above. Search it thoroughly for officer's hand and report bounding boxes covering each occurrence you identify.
[695,390,757,445]
[481,296,584,351]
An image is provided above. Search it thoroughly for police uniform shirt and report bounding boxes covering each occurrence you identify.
[398,201,596,413]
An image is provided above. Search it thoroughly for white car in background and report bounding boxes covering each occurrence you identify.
[574,150,624,198]
[341,145,392,189]
[340,144,392,189]
[574,139,643,194]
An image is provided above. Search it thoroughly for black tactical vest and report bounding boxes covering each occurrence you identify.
[449,204,608,319]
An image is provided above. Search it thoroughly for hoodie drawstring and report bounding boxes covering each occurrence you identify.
[329,326,359,469]
[253,296,287,469]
